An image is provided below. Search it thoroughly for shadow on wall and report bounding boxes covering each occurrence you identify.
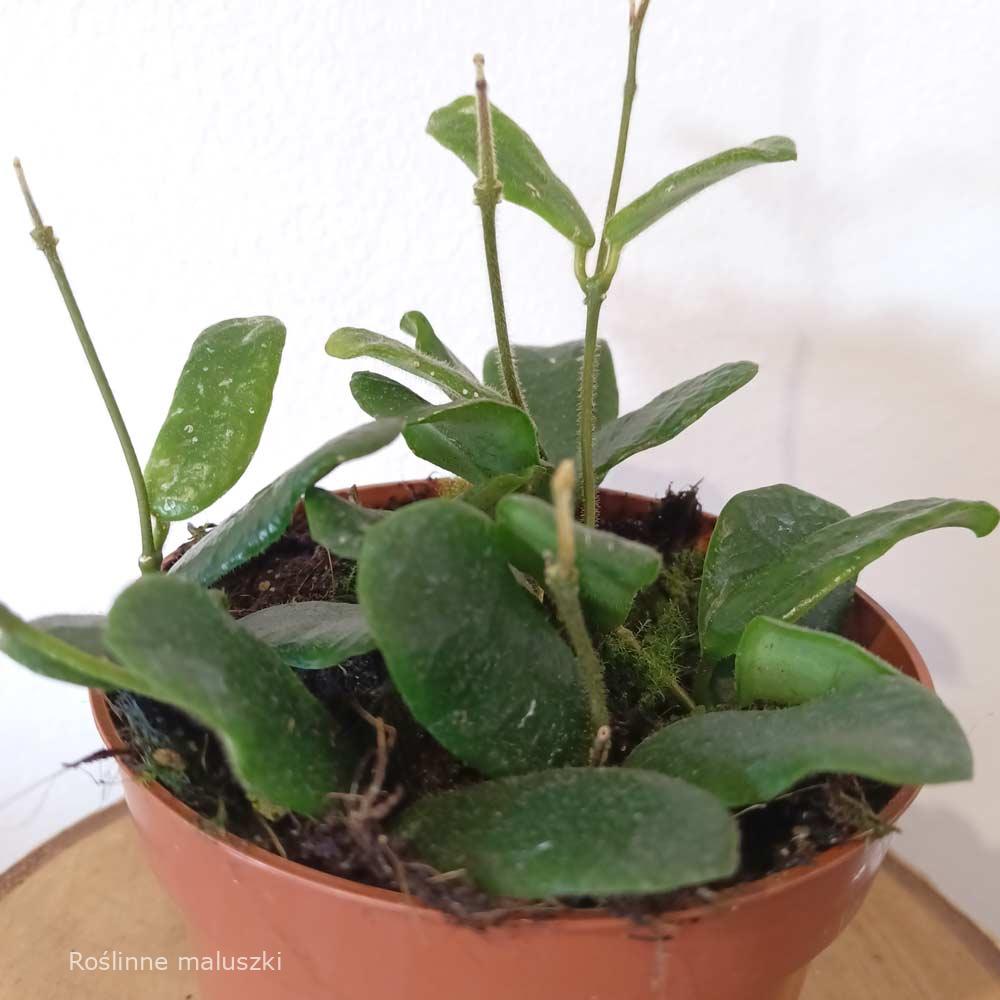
[599,282,1000,508]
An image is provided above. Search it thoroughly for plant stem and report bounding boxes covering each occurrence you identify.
[13,160,162,574]
[576,2,651,525]
[472,54,526,411]
[545,460,609,731]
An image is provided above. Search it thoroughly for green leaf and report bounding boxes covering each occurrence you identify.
[145,317,285,521]
[1,606,143,691]
[496,494,661,633]
[736,616,897,706]
[593,362,758,481]
[358,499,591,776]
[700,495,999,663]
[427,96,595,248]
[396,768,738,898]
[107,576,355,815]
[604,137,797,248]
[170,420,403,586]
[328,327,501,402]
[699,485,855,660]
[399,311,478,385]
[304,486,386,560]
[484,339,618,464]
[626,675,973,807]
[238,601,374,670]
[458,467,547,513]
[351,371,540,483]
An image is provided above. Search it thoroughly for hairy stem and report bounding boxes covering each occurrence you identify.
[472,54,526,410]
[14,160,161,574]
[577,2,651,524]
[545,461,609,732]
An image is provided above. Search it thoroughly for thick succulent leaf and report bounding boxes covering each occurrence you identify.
[170,420,403,586]
[358,499,592,776]
[304,487,386,560]
[484,339,618,463]
[604,137,797,248]
[699,485,855,653]
[328,327,501,402]
[399,311,478,385]
[1,606,143,691]
[107,576,354,815]
[700,496,999,663]
[626,675,973,807]
[496,494,661,633]
[458,467,547,512]
[427,96,595,248]
[351,371,540,483]
[238,601,374,670]
[145,317,285,521]
[593,362,758,481]
[396,768,738,898]
[736,616,897,706]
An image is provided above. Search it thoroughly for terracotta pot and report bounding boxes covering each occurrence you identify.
[90,483,930,1000]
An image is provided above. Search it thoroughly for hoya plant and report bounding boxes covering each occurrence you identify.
[2,1,996,902]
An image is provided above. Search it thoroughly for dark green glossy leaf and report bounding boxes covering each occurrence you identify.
[107,576,355,815]
[736,616,897,706]
[699,485,855,661]
[496,494,661,633]
[399,311,478,385]
[358,499,591,776]
[1,605,143,691]
[700,495,999,663]
[626,675,972,807]
[484,339,618,464]
[304,486,386,560]
[170,420,403,586]
[593,362,758,481]
[604,137,797,248]
[238,601,374,670]
[328,327,501,402]
[351,371,540,483]
[427,96,595,248]
[396,768,738,898]
[145,317,285,521]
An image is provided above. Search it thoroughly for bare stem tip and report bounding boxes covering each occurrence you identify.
[12,157,44,229]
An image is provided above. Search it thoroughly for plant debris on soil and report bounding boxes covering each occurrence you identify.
[112,481,899,927]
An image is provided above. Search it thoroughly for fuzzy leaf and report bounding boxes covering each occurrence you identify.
[170,420,403,586]
[396,768,738,897]
[626,675,973,807]
[107,576,355,815]
[427,96,595,248]
[145,317,285,521]
[604,137,797,248]
[358,499,592,776]
[700,495,999,663]
[699,485,856,654]
[351,371,540,483]
[304,487,386,560]
[496,494,661,632]
[399,311,479,385]
[458,467,547,512]
[593,362,758,481]
[484,339,618,463]
[238,601,374,670]
[735,616,897,706]
[1,606,143,691]
[328,327,501,402]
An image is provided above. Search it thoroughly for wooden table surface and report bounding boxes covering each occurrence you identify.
[1,803,998,999]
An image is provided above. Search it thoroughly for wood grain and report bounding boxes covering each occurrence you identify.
[1,804,997,999]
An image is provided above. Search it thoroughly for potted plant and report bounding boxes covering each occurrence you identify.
[3,3,996,998]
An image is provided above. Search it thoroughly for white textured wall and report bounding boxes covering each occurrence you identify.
[2,0,998,935]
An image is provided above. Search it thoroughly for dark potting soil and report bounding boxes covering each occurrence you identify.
[111,482,897,925]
